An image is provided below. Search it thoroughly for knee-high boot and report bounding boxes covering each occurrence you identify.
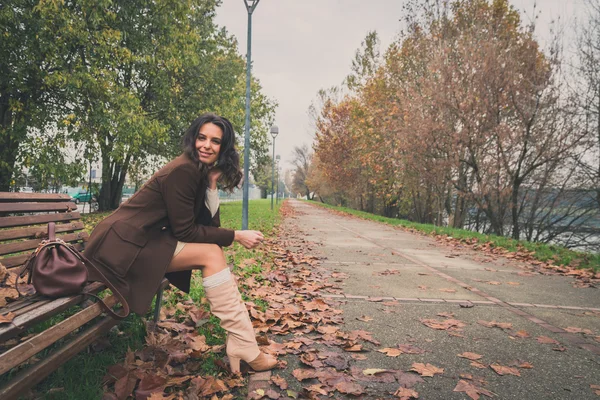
[204,279,277,374]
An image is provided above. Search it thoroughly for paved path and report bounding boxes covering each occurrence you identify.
[254,200,600,399]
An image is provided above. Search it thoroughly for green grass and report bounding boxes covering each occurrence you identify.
[11,199,281,399]
[307,200,600,272]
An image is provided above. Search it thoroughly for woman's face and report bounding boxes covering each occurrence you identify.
[196,122,223,165]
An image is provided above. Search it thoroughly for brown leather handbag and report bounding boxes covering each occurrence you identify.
[19,222,130,320]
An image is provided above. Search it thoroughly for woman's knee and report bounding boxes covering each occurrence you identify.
[204,244,226,265]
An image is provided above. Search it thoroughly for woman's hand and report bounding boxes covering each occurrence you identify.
[207,167,222,190]
[234,230,264,249]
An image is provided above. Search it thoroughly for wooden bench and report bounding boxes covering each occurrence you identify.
[0,192,168,399]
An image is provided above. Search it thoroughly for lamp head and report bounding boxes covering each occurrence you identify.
[270,125,279,138]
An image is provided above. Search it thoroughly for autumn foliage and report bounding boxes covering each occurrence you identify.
[310,0,594,246]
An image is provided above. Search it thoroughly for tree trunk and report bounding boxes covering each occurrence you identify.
[511,183,521,240]
[0,101,20,192]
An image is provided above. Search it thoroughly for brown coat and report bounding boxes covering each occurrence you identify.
[84,154,235,315]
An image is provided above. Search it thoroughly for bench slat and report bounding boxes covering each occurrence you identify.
[0,282,106,343]
[0,202,77,213]
[0,193,71,202]
[0,231,89,256]
[0,212,81,229]
[0,316,118,400]
[0,295,117,375]
[1,242,85,269]
[0,281,105,317]
[0,222,85,241]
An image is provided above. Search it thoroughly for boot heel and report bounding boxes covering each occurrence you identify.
[229,356,241,374]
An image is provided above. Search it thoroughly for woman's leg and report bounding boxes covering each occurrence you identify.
[166,243,227,277]
[165,242,277,373]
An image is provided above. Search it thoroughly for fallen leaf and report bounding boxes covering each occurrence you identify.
[490,363,520,376]
[564,326,594,335]
[421,318,466,330]
[334,381,365,395]
[357,315,373,322]
[458,352,483,361]
[506,282,521,286]
[453,379,494,399]
[514,330,530,338]
[536,336,560,345]
[363,368,389,376]
[378,348,403,357]
[271,374,288,390]
[437,312,455,318]
[477,320,512,330]
[351,354,367,360]
[394,387,419,399]
[0,312,15,324]
[397,344,426,354]
[292,369,319,381]
[306,384,328,395]
[410,363,444,377]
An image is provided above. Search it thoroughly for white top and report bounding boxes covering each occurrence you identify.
[205,188,219,217]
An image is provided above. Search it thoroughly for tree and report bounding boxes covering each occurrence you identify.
[291,144,313,199]
[575,0,600,207]
[0,1,69,191]
[28,0,275,210]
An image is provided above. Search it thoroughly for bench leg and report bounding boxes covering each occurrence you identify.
[154,287,164,323]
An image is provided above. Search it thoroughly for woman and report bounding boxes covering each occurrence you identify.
[84,113,277,373]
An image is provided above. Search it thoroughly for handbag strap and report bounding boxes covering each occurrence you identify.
[48,221,56,240]
[67,246,131,320]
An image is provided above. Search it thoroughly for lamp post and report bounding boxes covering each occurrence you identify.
[270,126,279,210]
[276,155,281,204]
[242,0,261,229]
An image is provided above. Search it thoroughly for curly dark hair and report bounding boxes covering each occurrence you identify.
[182,113,243,192]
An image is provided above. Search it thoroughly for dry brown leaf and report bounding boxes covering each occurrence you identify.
[0,312,15,324]
[334,381,365,395]
[421,318,466,330]
[477,320,512,330]
[397,344,426,354]
[437,312,455,318]
[271,374,288,390]
[351,354,367,360]
[453,379,494,399]
[410,363,444,377]
[394,387,419,399]
[306,384,328,395]
[470,361,487,369]
[564,326,594,335]
[292,369,319,381]
[506,282,521,286]
[490,363,521,376]
[458,352,483,361]
[514,330,530,338]
[357,315,373,322]
[536,336,560,345]
[378,348,403,357]
[363,368,388,375]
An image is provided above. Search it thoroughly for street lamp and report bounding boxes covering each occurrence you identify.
[276,155,281,204]
[270,125,279,210]
[242,0,261,229]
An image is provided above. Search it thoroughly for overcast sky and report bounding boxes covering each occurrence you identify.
[214,0,586,170]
